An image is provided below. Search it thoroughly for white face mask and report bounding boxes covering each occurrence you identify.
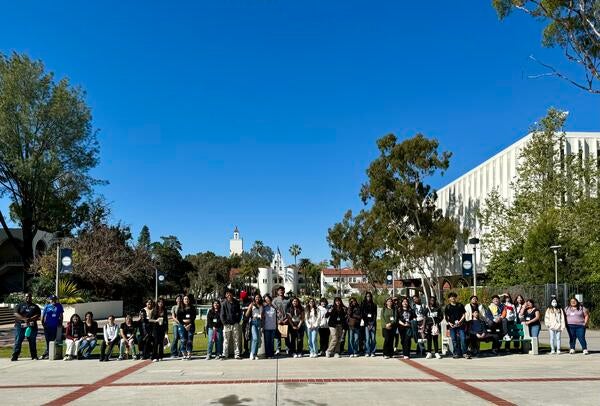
[551,301,558,307]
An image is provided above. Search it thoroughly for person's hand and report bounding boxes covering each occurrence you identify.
[385,323,391,329]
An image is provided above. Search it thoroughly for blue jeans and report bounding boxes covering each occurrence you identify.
[528,324,541,338]
[12,324,38,359]
[179,324,195,354]
[307,328,318,354]
[365,324,376,355]
[207,327,223,357]
[170,324,180,356]
[264,329,275,357]
[348,327,360,355]
[449,327,467,356]
[567,324,587,350]
[79,338,97,358]
[250,320,261,356]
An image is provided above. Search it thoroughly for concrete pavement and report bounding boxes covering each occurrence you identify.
[0,351,599,405]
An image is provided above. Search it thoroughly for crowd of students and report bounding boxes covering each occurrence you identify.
[9,288,592,362]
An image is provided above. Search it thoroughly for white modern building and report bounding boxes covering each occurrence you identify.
[435,131,600,277]
[258,248,299,295]
[229,226,243,256]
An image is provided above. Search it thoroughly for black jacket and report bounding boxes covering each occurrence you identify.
[220,299,242,325]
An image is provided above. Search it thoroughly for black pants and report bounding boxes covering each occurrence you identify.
[152,326,167,360]
[318,328,330,353]
[289,326,304,354]
[101,338,119,360]
[141,334,154,359]
[383,328,395,357]
[427,333,439,353]
[399,327,411,357]
[394,328,400,350]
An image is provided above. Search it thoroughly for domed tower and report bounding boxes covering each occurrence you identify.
[229,226,243,256]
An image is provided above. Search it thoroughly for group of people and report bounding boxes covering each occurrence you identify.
[444,292,590,359]
[10,288,591,362]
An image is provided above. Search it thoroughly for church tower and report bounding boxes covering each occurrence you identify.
[229,226,243,256]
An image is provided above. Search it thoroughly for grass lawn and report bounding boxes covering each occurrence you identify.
[1,320,545,358]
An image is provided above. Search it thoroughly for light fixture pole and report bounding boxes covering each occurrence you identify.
[550,245,561,297]
[469,237,480,295]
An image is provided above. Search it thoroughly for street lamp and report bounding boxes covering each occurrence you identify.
[468,237,480,295]
[550,245,561,297]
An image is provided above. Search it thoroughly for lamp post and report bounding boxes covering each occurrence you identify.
[468,237,480,295]
[550,245,561,297]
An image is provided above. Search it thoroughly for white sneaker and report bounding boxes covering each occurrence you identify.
[425,352,432,359]
[275,350,280,356]
[434,353,442,359]
[384,355,390,359]
[334,353,341,358]
[503,334,511,342]
[570,349,575,354]
[326,351,331,358]
[556,350,561,355]
[583,349,589,355]
[549,351,556,355]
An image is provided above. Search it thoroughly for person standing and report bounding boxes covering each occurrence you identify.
[381,297,397,359]
[326,297,345,358]
[444,292,469,359]
[150,298,168,362]
[11,293,41,361]
[170,295,183,358]
[262,294,277,359]
[565,297,590,355]
[522,299,541,338]
[273,286,290,356]
[317,298,330,356]
[287,297,305,358]
[412,295,427,356]
[139,299,155,360]
[178,295,196,360]
[221,289,242,359]
[100,315,120,361]
[347,297,362,357]
[425,296,442,359]
[79,312,98,359]
[206,300,224,360]
[245,294,263,360]
[41,294,63,359]
[544,298,566,354]
[305,298,321,358]
[361,292,377,357]
[398,298,415,359]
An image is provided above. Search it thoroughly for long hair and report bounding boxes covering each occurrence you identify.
[568,297,582,310]
[305,299,318,317]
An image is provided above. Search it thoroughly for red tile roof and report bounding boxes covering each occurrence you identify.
[321,268,365,277]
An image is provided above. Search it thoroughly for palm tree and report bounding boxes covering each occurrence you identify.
[289,244,302,269]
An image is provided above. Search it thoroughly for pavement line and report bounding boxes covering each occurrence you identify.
[403,359,516,406]
[42,360,151,406]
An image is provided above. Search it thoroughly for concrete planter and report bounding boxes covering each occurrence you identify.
[63,301,123,321]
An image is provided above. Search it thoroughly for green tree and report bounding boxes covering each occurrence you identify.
[186,251,230,302]
[492,0,600,93]
[298,258,322,297]
[250,240,274,263]
[289,244,302,269]
[151,235,187,294]
[0,53,104,269]
[137,225,151,251]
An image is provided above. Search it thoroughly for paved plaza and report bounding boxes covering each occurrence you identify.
[1,351,599,406]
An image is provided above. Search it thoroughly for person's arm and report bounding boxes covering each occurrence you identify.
[583,307,590,327]
[530,309,541,324]
[245,304,253,318]
[30,306,41,322]
[220,303,227,325]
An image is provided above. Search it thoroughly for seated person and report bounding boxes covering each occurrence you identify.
[64,314,84,361]
[468,310,500,356]
[119,314,139,360]
[79,311,98,359]
[100,315,120,361]
[488,295,507,337]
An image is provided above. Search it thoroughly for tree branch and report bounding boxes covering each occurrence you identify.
[528,55,600,94]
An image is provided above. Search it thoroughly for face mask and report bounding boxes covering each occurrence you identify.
[551,301,557,307]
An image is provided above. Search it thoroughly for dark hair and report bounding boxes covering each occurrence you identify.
[176,294,183,302]
[305,300,317,317]
[515,294,525,304]
[157,297,165,307]
[84,311,93,319]
[447,292,458,299]
[469,295,478,301]
[108,314,115,319]
[333,297,343,307]
[212,300,220,308]
[263,294,272,302]
[401,298,410,309]
[319,297,328,306]
[492,295,500,300]
[526,299,535,307]
[429,296,438,307]
[277,286,285,292]
[569,297,581,310]
[70,313,81,323]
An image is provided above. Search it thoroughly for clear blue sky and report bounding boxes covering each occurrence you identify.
[1,1,599,263]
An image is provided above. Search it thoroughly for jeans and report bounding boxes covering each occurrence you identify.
[179,324,195,354]
[170,324,180,356]
[449,327,467,357]
[264,329,275,357]
[528,324,541,338]
[119,338,138,357]
[364,324,376,355]
[207,327,223,357]
[567,324,587,350]
[348,327,360,355]
[12,324,38,359]
[307,328,318,355]
[549,329,561,352]
[42,325,58,356]
[250,319,262,356]
[79,338,97,358]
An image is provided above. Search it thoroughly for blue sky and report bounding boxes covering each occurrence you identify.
[1,1,599,263]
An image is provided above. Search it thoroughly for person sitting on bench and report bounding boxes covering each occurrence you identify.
[100,315,119,361]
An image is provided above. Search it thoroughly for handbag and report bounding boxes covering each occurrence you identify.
[431,324,439,336]
[277,324,288,338]
[163,334,170,350]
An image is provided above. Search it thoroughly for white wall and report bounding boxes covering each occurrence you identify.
[63,301,123,321]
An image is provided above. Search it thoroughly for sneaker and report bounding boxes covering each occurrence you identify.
[334,353,341,358]
[583,349,589,355]
[435,353,442,359]
[384,356,390,359]
[464,354,471,359]
[569,349,575,354]
[326,351,331,358]
[152,359,158,363]
[549,350,556,355]
[234,355,242,360]
[63,355,70,361]
[41,354,49,360]
[503,334,511,342]
[557,350,561,355]
[452,354,459,359]
[425,352,432,359]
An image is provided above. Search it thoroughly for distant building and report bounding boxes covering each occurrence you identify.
[0,229,56,294]
[229,226,243,256]
[258,248,300,296]
[320,268,367,297]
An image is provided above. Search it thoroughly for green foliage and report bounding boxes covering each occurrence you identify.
[152,235,187,294]
[186,251,231,302]
[289,244,302,265]
[0,52,104,267]
[57,279,85,304]
[492,1,600,93]
[137,225,151,251]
